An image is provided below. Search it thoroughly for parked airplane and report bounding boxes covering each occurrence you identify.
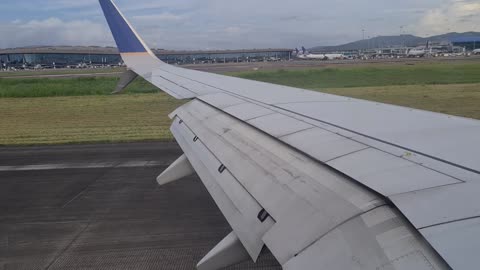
[473,48,480,55]
[324,53,346,60]
[297,46,345,60]
[408,41,432,57]
[297,53,327,60]
[99,1,479,269]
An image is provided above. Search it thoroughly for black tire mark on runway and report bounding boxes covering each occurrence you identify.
[43,221,92,270]
[61,162,120,209]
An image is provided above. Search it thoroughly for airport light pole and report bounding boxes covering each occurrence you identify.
[400,26,404,47]
[362,29,366,53]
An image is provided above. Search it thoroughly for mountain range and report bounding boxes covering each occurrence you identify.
[310,32,480,52]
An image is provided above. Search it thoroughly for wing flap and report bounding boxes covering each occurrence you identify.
[283,206,450,270]
[171,116,274,260]
[171,100,385,264]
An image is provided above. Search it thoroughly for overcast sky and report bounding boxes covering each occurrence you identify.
[0,0,479,50]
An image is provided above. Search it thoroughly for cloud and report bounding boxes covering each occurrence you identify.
[1,0,479,50]
[119,0,200,12]
[0,17,113,48]
[41,0,98,10]
[133,13,186,22]
[414,0,480,36]
[224,26,247,35]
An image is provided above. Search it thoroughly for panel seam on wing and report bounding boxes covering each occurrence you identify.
[291,204,386,258]
[418,214,480,230]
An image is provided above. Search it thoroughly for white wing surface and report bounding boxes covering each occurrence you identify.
[99,1,479,269]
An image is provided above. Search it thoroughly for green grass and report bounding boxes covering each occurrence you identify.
[322,83,480,120]
[0,83,478,146]
[0,77,159,97]
[2,61,480,98]
[233,62,480,88]
[1,61,479,145]
[0,67,124,77]
[0,94,185,146]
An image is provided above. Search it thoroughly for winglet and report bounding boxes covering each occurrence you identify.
[99,0,151,54]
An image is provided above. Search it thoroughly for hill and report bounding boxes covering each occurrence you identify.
[310,32,480,52]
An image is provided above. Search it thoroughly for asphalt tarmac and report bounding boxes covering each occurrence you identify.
[0,142,281,270]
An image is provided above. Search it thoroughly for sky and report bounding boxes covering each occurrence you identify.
[0,0,479,50]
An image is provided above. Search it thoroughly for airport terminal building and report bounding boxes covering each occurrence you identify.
[0,46,293,68]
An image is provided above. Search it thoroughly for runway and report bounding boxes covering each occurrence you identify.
[0,142,280,269]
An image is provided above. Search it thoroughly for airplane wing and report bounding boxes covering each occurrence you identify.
[99,1,480,269]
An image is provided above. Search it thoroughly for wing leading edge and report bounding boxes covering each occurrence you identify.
[99,1,479,269]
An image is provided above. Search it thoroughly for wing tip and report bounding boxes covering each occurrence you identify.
[99,0,149,54]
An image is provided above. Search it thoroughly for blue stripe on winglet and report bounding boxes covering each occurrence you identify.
[99,0,147,53]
